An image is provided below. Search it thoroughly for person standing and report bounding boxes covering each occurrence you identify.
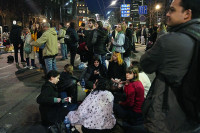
[9,21,25,67]
[85,19,96,66]
[58,23,67,61]
[140,0,200,132]
[30,22,58,74]
[66,22,79,67]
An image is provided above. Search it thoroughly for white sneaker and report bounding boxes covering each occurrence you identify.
[29,66,35,70]
[24,66,30,69]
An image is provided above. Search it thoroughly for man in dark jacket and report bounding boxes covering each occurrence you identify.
[66,22,79,67]
[9,21,25,67]
[92,21,108,68]
[85,19,96,66]
[140,0,200,132]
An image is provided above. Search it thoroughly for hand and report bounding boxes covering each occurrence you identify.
[57,98,62,103]
[64,97,71,103]
[18,44,21,48]
[85,46,88,51]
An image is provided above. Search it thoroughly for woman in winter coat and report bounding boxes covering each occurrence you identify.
[67,78,116,133]
[57,64,79,104]
[23,28,36,69]
[114,67,144,125]
[111,23,126,58]
[107,52,126,89]
[37,70,69,126]
[80,57,107,90]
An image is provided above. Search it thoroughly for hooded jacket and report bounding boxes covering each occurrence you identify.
[140,19,200,133]
[31,28,58,57]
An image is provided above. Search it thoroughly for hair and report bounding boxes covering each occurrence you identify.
[46,70,60,80]
[92,78,112,93]
[81,23,85,27]
[70,22,76,29]
[93,56,101,66]
[126,67,139,82]
[42,22,50,28]
[97,21,103,29]
[17,21,22,26]
[129,24,133,27]
[131,61,142,72]
[118,23,126,34]
[64,64,73,75]
[60,22,64,27]
[110,52,123,65]
[89,18,96,25]
[180,0,200,19]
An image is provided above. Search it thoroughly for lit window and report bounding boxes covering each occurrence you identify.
[79,10,82,13]
[83,10,85,13]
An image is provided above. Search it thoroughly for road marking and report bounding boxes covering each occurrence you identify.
[0,64,13,70]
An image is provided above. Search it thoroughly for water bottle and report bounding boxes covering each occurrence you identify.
[64,116,71,133]
[81,78,85,91]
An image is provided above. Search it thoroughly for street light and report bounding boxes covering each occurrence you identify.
[110,0,117,6]
[155,4,161,24]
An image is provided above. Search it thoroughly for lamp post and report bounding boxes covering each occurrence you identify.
[155,4,161,24]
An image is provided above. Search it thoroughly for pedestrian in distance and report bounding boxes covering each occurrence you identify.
[140,0,200,132]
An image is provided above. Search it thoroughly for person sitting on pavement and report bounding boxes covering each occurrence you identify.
[80,57,107,90]
[131,61,151,98]
[114,67,144,125]
[107,52,126,92]
[37,70,69,127]
[67,78,116,133]
[57,64,79,110]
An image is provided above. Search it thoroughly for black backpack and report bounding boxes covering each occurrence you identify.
[64,30,72,45]
[171,25,200,123]
[7,55,14,63]
[123,36,130,51]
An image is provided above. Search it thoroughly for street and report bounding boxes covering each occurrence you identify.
[0,44,154,133]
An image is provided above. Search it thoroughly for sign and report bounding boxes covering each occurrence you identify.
[121,14,130,17]
[140,22,146,25]
[121,4,130,17]
[121,10,130,14]
[139,5,147,14]
[121,4,130,8]
[140,15,146,22]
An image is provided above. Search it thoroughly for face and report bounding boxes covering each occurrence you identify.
[116,25,122,32]
[50,75,60,84]
[94,60,99,67]
[126,72,134,80]
[88,21,94,29]
[112,55,118,61]
[59,24,62,29]
[166,0,191,27]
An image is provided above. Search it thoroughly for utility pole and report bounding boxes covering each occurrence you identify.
[124,0,125,4]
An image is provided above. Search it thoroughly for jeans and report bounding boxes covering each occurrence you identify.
[61,43,68,59]
[44,57,57,73]
[94,54,106,68]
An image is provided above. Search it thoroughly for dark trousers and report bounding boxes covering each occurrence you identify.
[14,44,25,63]
[86,51,94,66]
[69,46,77,67]
[82,126,112,133]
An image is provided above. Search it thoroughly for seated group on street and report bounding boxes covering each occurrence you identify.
[37,53,148,132]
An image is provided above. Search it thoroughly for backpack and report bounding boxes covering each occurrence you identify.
[123,36,130,51]
[64,30,73,45]
[7,55,14,63]
[24,43,32,54]
[173,27,200,123]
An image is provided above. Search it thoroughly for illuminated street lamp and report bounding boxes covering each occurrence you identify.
[110,0,117,6]
[155,4,161,24]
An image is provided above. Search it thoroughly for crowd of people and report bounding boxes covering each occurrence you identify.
[6,0,200,132]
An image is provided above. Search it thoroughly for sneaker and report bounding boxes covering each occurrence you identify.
[24,66,30,69]
[29,66,35,70]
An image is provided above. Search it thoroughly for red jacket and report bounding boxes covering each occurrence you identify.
[120,80,144,113]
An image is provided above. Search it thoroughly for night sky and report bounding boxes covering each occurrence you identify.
[85,0,131,17]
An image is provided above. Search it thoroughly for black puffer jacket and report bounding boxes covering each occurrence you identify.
[57,72,78,103]
[9,25,23,46]
[92,28,108,55]
[37,81,64,126]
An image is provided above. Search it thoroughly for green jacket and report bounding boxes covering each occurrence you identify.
[58,28,66,44]
[32,28,58,57]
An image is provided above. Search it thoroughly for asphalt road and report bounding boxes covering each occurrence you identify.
[0,44,154,133]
